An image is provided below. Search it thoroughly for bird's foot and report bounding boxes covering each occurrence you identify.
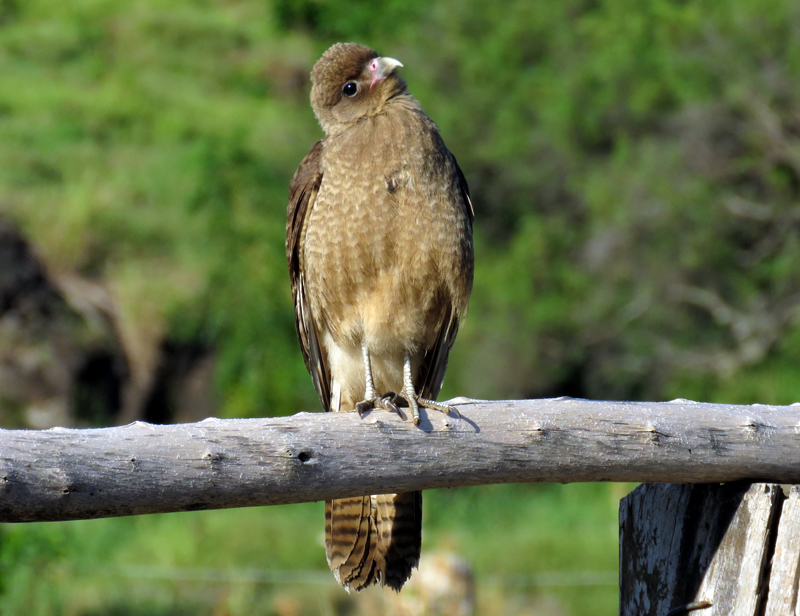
[355,392,401,417]
[397,391,460,427]
[419,397,461,419]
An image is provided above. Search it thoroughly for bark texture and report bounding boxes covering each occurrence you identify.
[2,397,800,522]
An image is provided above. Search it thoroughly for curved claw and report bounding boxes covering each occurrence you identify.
[355,394,402,417]
[355,398,374,416]
[379,392,400,415]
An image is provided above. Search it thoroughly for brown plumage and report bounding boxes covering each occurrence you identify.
[286,43,474,592]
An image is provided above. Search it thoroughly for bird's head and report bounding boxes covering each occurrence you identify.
[310,43,407,135]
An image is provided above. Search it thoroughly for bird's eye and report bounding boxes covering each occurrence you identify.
[342,81,358,97]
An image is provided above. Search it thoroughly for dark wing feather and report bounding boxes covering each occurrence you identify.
[453,153,475,224]
[287,140,331,412]
[417,306,459,400]
[417,153,473,399]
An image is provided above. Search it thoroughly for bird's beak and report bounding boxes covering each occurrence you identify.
[370,56,403,89]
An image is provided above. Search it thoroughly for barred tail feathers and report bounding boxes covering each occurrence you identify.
[325,491,422,592]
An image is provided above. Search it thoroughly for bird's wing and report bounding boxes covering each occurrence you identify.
[453,152,475,224]
[417,153,473,400]
[417,305,459,401]
[287,140,331,411]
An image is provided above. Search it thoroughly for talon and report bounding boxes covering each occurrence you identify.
[379,393,400,415]
[383,391,407,408]
[355,399,375,416]
[399,390,421,425]
[355,394,402,417]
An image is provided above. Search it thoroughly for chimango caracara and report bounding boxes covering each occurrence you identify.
[286,43,474,592]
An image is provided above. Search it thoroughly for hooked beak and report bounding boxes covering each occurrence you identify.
[369,56,403,89]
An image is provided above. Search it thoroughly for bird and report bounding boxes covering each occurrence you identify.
[286,42,474,593]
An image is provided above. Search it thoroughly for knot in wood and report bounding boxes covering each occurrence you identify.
[284,446,315,466]
[741,418,772,439]
[642,424,668,444]
[524,423,549,443]
[203,450,228,468]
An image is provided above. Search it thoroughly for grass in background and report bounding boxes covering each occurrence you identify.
[0,483,627,616]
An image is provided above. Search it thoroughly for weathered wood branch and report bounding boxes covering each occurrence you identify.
[2,397,800,523]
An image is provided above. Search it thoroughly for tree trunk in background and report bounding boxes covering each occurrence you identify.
[0,219,215,428]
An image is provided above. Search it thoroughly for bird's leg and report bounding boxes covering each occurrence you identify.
[355,343,399,416]
[399,353,459,426]
[362,343,377,401]
[401,353,421,425]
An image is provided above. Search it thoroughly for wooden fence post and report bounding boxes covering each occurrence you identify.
[620,483,800,616]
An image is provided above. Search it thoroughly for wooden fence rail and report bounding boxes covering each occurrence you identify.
[1,397,800,523]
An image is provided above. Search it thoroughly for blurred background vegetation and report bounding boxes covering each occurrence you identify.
[1,0,800,614]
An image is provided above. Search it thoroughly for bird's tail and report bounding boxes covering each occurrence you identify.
[325,491,422,592]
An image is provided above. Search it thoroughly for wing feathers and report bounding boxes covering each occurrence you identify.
[286,140,331,411]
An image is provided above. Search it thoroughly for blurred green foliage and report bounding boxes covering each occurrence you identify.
[0,483,622,616]
[2,0,800,614]
[3,0,800,413]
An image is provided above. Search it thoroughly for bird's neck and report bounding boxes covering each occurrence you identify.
[324,92,424,139]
